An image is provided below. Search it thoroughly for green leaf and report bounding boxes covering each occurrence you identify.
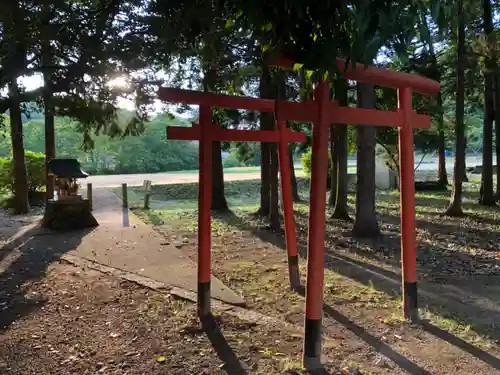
[262,44,270,53]
[306,70,313,79]
[293,63,304,71]
[225,19,233,29]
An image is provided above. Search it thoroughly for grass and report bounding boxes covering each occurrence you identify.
[126,163,358,176]
[116,177,500,342]
[163,164,304,175]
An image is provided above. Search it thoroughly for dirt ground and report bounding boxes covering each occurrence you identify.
[146,210,500,375]
[4,176,500,375]
[0,259,321,375]
[129,178,500,375]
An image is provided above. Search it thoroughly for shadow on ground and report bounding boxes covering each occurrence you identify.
[0,225,94,332]
[215,208,500,372]
[0,224,41,265]
[201,314,249,375]
[200,313,337,375]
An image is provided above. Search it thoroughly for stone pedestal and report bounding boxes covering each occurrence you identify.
[375,157,399,190]
[42,198,98,231]
[347,162,399,190]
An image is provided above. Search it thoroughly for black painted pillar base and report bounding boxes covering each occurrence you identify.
[288,255,301,290]
[303,318,322,369]
[198,281,211,318]
[404,281,419,322]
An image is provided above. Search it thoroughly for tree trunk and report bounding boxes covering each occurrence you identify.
[332,78,350,219]
[446,0,466,216]
[480,0,496,206]
[257,65,273,215]
[289,145,301,202]
[269,141,280,230]
[495,74,500,200]
[9,80,29,214]
[426,28,448,187]
[480,75,495,205]
[211,141,228,210]
[43,39,56,202]
[202,63,227,211]
[259,141,271,215]
[269,69,284,230]
[328,125,338,206]
[437,93,448,186]
[353,83,380,237]
[462,137,468,182]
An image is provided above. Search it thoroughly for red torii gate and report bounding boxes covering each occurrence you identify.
[159,58,440,367]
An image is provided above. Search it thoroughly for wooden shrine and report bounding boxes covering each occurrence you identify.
[42,158,98,231]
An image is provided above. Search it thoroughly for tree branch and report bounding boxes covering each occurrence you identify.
[414,150,428,172]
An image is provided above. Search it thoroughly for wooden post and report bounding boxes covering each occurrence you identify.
[122,183,128,208]
[143,180,152,209]
[276,115,300,289]
[198,105,213,318]
[398,87,418,321]
[303,80,330,369]
[87,183,93,211]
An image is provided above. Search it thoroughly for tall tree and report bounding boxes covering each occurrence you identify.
[495,74,500,199]
[257,65,272,215]
[9,80,29,213]
[353,82,380,237]
[479,0,496,205]
[328,124,338,207]
[289,144,301,202]
[331,78,350,220]
[41,3,55,201]
[204,65,228,211]
[2,1,30,213]
[445,0,467,216]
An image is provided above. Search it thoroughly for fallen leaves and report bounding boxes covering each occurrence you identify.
[155,354,166,363]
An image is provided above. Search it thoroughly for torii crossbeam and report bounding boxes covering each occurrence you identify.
[159,58,440,368]
[161,91,309,316]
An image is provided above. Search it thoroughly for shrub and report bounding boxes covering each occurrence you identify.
[0,151,46,196]
[222,152,242,168]
[0,157,12,193]
[300,148,332,186]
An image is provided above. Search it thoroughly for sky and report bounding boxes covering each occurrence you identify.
[19,73,164,114]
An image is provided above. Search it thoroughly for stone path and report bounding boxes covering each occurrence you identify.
[63,188,245,306]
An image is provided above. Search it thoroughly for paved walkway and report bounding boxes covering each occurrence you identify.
[63,188,245,306]
[84,170,305,188]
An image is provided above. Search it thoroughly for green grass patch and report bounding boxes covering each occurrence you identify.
[162,164,304,175]
[114,174,500,351]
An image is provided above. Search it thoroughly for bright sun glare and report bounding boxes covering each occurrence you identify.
[108,76,129,89]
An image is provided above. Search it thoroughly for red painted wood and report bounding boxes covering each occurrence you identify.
[275,100,318,123]
[160,87,275,112]
[398,87,418,317]
[167,126,307,143]
[161,87,432,130]
[332,107,431,129]
[305,80,330,321]
[271,55,440,95]
[197,105,212,285]
[276,117,299,259]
